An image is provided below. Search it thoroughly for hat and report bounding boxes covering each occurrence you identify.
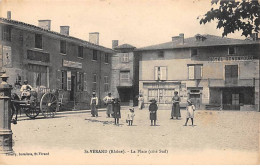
[174,91,178,94]
[150,98,157,103]
[129,107,134,112]
[108,92,111,95]
[187,99,192,104]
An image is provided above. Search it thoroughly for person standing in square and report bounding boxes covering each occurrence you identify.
[90,92,98,117]
[127,107,135,126]
[103,92,114,117]
[112,98,121,125]
[171,91,181,119]
[149,99,158,126]
[184,99,195,126]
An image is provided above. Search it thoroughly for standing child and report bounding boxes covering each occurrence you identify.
[112,98,121,125]
[184,99,196,126]
[127,108,135,126]
[149,99,158,126]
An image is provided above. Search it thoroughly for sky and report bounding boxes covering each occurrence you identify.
[0,0,245,48]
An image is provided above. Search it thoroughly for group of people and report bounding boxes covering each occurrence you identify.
[91,91,195,126]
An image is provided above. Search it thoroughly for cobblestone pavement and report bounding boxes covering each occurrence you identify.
[2,107,260,164]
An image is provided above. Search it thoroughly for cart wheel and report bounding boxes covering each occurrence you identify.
[40,93,58,118]
[25,107,40,119]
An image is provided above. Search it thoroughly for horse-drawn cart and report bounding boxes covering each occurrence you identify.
[11,87,58,122]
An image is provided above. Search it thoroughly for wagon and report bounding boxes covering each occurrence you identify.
[11,87,58,120]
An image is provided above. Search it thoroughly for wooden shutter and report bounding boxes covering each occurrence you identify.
[225,65,232,79]
[84,73,87,91]
[188,66,194,79]
[160,67,167,80]
[154,67,158,80]
[194,65,202,79]
[56,70,61,90]
[67,71,71,91]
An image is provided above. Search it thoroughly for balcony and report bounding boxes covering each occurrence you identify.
[208,78,255,87]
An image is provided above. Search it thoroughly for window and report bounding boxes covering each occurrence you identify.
[27,64,47,87]
[78,46,83,58]
[93,73,97,91]
[2,26,11,41]
[188,65,203,79]
[35,34,42,49]
[77,72,83,91]
[191,49,198,56]
[158,51,164,58]
[105,53,109,63]
[104,76,109,92]
[67,71,71,91]
[121,53,129,63]
[60,40,66,54]
[225,65,238,84]
[93,50,97,60]
[228,47,236,55]
[120,71,130,82]
[83,73,87,91]
[154,66,167,80]
[61,71,67,90]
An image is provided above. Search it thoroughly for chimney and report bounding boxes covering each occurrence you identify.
[89,32,99,45]
[38,20,51,30]
[112,40,119,49]
[60,26,70,35]
[7,11,11,19]
[172,33,184,44]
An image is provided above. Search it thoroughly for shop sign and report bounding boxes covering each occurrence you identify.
[63,59,82,69]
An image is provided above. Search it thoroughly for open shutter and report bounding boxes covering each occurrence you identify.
[188,66,194,79]
[194,65,202,79]
[154,67,158,80]
[77,72,80,91]
[56,70,61,90]
[160,67,167,80]
[0,45,2,67]
[84,73,87,91]
[67,71,71,91]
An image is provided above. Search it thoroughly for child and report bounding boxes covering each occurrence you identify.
[184,99,196,126]
[112,98,121,125]
[149,99,158,126]
[127,108,135,126]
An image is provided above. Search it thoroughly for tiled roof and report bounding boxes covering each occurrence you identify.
[114,43,136,49]
[137,34,260,51]
[0,17,114,53]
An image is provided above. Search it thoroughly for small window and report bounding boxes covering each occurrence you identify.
[158,51,164,58]
[120,71,130,82]
[2,26,11,42]
[154,66,167,80]
[77,72,84,91]
[121,53,129,63]
[228,47,236,55]
[35,34,42,49]
[105,53,109,63]
[93,50,97,60]
[104,76,109,92]
[60,40,66,54]
[78,46,83,58]
[191,49,198,56]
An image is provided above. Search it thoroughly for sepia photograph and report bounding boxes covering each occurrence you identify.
[0,0,259,165]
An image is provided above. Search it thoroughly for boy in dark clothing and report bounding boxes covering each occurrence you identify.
[149,99,158,126]
[112,98,121,125]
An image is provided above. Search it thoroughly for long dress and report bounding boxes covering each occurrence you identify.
[90,97,98,116]
[112,102,121,119]
[149,103,158,120]
[171,96,181,118]
[138,97,144,109]
[103,96,113,115]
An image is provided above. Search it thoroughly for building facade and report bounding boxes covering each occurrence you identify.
[110,41,139,106]
[0,15,114,109]
[136,34,260,111]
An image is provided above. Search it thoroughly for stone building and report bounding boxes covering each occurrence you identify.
[0,13,114,109]
[135,33,260,111]
[110,41,139,106]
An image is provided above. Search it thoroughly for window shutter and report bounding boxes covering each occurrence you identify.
[154,67,158,80]
[56,70,61,90]
[194,65,201,79]
[188,66,194,79]
[84,73,87,91]
[160,67,167,80]
[67,71,71,91]
[76,72,80,91]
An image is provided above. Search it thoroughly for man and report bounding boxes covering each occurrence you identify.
[20,80,33,100]
[103,92,114,117]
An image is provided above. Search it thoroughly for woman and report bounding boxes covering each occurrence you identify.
[90,92,99,117]
[171,91,181,119]
[103,92,114,117]
[138,94,144,110]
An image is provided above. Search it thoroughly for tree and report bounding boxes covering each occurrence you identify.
[199,0,260,37]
